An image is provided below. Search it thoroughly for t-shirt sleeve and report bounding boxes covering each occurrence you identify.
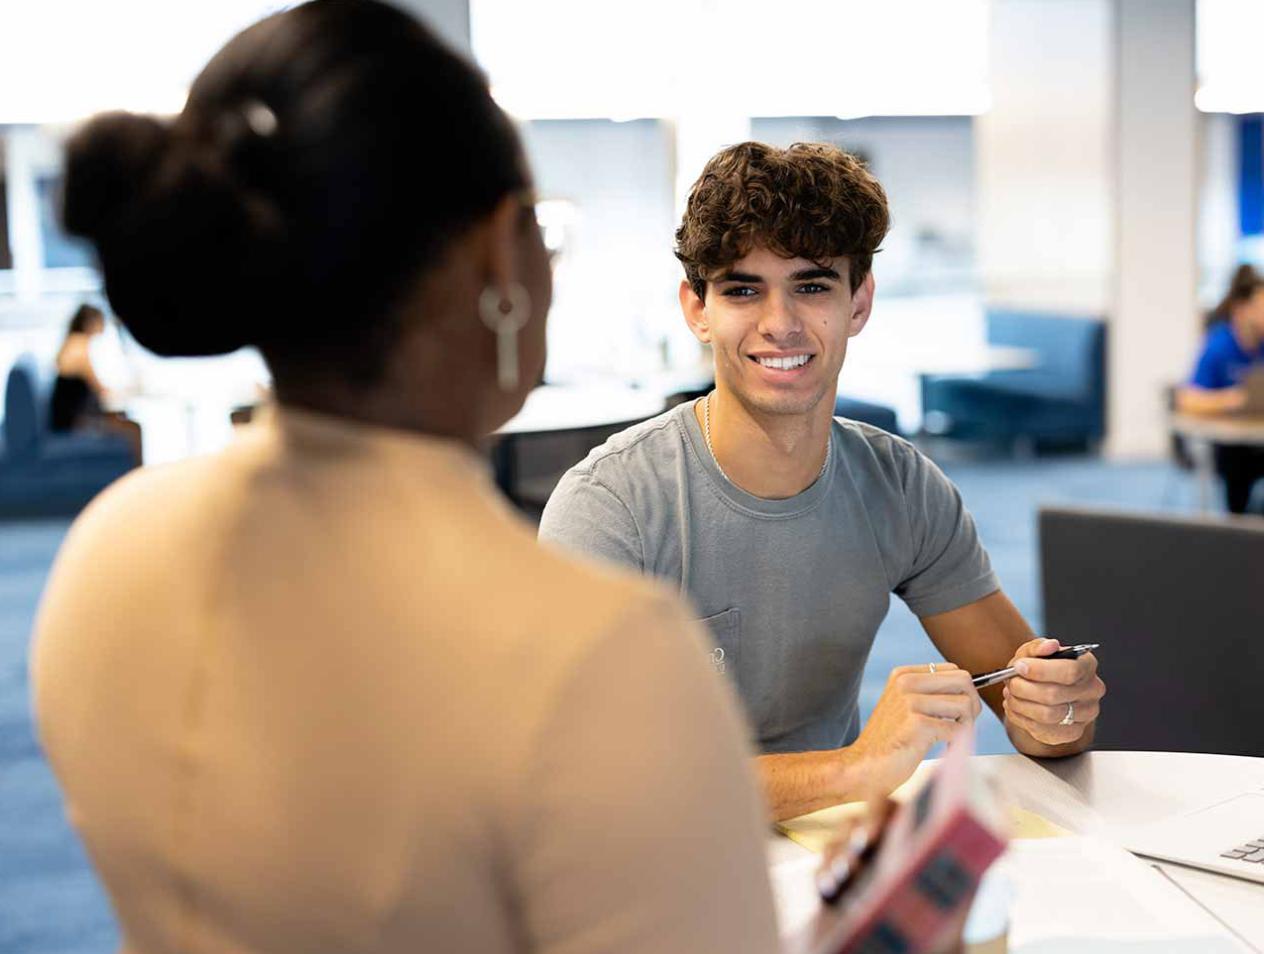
[893,446,1000,617]
[538,469,644,572]
[1189,332,1234,389]
[509,595,780,954]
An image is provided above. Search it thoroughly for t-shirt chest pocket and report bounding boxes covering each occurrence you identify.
[697,607,741,687]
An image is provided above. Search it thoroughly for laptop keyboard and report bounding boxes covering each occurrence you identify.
[1220,839,1264,862]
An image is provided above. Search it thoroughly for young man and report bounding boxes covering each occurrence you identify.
[539,142,1106,821]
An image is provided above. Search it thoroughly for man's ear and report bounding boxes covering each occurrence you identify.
[847,272,875,338]
[482,192,524,299]
[679,279,711,344]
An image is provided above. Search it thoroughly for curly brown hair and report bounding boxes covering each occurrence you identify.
[675,141,890,300]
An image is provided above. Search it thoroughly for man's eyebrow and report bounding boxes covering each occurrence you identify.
[715,270,764,284]
[789,266,841,282]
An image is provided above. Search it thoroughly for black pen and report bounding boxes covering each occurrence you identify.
[970,643,1100,689]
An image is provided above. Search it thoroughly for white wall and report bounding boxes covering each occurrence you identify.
[1198,111,1239,305]
[976,0,1115,314]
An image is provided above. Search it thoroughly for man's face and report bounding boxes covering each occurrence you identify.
[681,244,873,417]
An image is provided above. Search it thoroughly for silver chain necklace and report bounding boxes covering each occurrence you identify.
[702,391,830,489]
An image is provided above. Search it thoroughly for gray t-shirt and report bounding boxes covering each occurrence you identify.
[538,401,999,754]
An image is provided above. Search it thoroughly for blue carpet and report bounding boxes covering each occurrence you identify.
[0,521,119,954]
[0,455,1204,951]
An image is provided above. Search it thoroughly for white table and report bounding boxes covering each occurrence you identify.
[873,344,1040,377]
[496,383,668,437]
[768,751,1264,951]
[1170,412,1264,512]
[103,351,269,464]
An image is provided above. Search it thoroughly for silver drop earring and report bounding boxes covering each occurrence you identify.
[478,283,531,391]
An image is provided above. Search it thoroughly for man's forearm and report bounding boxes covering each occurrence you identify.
[1006,716,1096,758]
[755,748,868,822]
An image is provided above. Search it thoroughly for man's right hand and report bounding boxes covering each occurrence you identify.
[846,663,981,799]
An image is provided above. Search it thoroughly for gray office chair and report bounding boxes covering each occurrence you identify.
[1039,506,1264,756]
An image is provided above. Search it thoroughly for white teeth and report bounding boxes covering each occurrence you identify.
[757,354,810,370]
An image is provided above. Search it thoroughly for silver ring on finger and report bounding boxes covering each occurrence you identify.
[1059,702,1075,726]
[928,662,937,674]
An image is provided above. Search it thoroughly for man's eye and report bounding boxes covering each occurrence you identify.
[723,286,757,298]
[797,283,830,294]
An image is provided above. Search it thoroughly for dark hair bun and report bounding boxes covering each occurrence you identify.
[62,113,169,243]
[63,111,284,357]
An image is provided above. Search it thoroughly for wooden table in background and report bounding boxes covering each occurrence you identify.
[1170,412,1264,511]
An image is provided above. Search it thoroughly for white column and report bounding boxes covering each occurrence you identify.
[976,0,1115,314]
[4,126,46,302]
[1110,0,1198,458]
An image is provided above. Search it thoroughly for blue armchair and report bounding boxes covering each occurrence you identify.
[0,355,135,516]
[920,310,1106,451]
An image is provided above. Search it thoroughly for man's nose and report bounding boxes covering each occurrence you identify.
[757,292,804,341]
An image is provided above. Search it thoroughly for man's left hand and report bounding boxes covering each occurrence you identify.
[1002,638,1105,747]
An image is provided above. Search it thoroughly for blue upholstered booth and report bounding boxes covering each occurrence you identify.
[834,394,900,435]
[920,310,1106,451]
[0,355,135,516]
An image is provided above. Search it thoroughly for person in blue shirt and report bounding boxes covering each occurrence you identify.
[1178,264,1264,513]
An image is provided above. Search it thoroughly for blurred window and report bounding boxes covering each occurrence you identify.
[38,177,93,269]
[520,119,684,382]
[0,174,11,270]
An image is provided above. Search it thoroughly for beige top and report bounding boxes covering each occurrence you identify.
[32,409,779,954]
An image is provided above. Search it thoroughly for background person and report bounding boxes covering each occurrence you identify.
[33,3,782,951]
[49,303,142,462]
[1177,263,1264,513]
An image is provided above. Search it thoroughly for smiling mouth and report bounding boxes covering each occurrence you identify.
[749,354,814,370]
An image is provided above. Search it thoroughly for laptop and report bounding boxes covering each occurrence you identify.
[1123,785,1264,885]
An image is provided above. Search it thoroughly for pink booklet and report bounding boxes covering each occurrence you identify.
[786,730,1008,954]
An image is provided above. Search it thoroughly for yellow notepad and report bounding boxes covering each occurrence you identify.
[778,802,1067,853]
[1008,806,1070,839]
[775,764,1068,854]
